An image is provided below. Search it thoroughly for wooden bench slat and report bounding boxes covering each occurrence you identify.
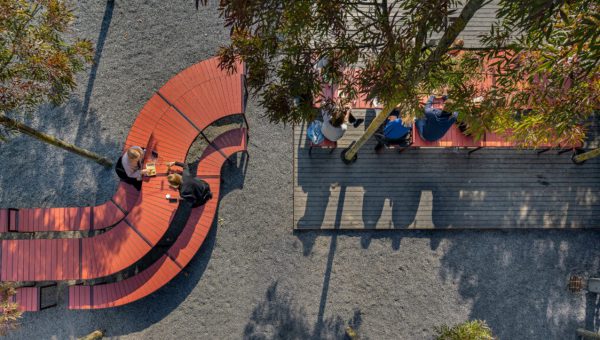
[69,255,180,310]
[0,209,7,233]
[14,287,39,312]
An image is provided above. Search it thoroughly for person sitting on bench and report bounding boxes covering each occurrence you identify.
[321,105,364,142]
[374,109,412,153]
[115,146,148,191]
[416,95,458,142]
[166,162,212,208]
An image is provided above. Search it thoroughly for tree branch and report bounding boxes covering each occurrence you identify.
[415,0,486,81]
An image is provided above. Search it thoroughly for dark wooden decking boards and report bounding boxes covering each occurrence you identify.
[293,110,600,230]
[352,0,511,49]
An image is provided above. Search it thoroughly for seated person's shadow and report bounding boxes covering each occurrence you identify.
[391,189,420,228]
[362,189,385,229]
[361,189,420,229]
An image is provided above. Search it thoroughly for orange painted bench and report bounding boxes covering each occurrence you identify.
[0,183,137,233]
[12,287,39,312]
[68,128,247,309]
[7,285,57,312]
[308,139,337,157]
[0,57,248,293]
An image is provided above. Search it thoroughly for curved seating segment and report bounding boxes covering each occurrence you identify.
[0,57,248,310]
[69,128,247,309]
[0,59,246,234]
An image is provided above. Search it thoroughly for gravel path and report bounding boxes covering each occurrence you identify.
[1,2,599,339]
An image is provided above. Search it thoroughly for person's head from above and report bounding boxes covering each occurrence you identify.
[329,109,346,127]
[452,39,464,49]
[167,173,182,189]
[389,108,402,121]
[447,39,464,56]
[127,147,142,161]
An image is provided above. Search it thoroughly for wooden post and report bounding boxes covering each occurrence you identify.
[345,326,359,340]
[576,328,600,339]
[342,0,485,163]
[77,330,105,340]
[572,148,600,165]
[341,103,396,164]
[0,114,113,167]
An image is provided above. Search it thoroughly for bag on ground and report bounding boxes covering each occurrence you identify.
[307,120,325,145]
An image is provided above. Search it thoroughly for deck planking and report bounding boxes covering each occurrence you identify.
[293,110,600,230]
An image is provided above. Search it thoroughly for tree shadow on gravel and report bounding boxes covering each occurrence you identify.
[79,0,115,119]
[0,97,119,209]
[438,230,600,340]
[244,281,363,340]
[0,0,119,209]
[584,292,600,333]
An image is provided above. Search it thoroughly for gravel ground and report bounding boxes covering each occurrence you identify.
[1,2,600,339]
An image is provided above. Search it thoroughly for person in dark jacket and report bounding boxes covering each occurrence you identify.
[416,95,458,142]
[166,162,212,207]
[374,109,412,153]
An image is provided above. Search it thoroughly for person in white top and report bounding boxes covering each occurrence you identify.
[320,107,364,142]
[114,146,148,190]
[321,109,347,141]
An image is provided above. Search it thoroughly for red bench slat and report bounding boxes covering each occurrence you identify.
[69,255,180,309]
[80,220,152,279]
[0,238,80,281]
[0,209,7,233]
[13,287,39,312]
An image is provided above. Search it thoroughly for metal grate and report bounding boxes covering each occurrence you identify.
[568,275,583,293]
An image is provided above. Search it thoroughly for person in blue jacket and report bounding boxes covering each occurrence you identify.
[374,109,412,153]
[416,95,458,141]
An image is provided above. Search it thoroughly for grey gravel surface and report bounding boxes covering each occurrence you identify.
[1,2,599,340]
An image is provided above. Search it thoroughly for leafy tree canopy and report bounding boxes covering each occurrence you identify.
[458,0,600,146]
[0,0,93,117]
[216,0,599,146]
[0,283,21,336]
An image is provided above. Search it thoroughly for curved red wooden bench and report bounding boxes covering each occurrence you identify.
[68,128,247,309]
[0,58,247,289]
[0,57,245,234]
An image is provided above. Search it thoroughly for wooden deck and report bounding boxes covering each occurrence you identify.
[353,0,512,49]
[293,110,600,230]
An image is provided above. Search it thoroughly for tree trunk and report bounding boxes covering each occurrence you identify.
[572,148,600,164]
[0,114,113,167]
[342,0,486,163]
